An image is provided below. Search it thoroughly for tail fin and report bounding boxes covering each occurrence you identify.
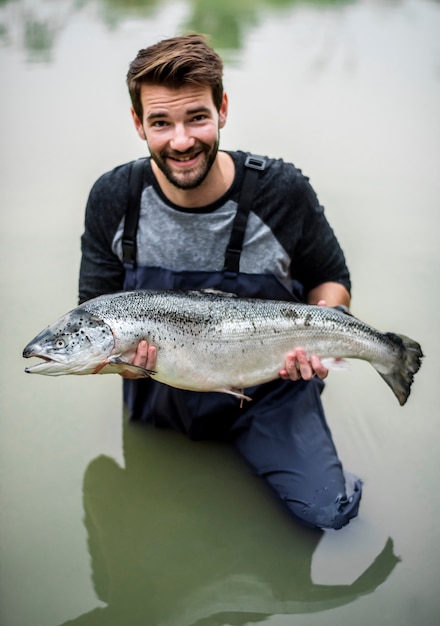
[376,333,423,406]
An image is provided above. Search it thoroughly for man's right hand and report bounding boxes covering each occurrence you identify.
[122,340,157,379]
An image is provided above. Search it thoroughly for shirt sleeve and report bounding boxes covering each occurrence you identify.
[292,176,351,296]
[78,165,130,304]
[254,158,351,297]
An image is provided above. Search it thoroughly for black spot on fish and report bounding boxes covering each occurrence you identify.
[280,307,300,320]
[304,313,312,327]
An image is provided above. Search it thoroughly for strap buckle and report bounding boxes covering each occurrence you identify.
[244,155,266,171]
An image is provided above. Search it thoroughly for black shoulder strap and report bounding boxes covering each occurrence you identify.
[122,154,266,270]
[122,158,146,266]
[223,154,266,274]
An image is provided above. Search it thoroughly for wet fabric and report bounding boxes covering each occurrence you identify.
[230,378,362,530]
[122,266,362,529]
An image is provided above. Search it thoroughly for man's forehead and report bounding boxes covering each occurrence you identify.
[140,83,214,112]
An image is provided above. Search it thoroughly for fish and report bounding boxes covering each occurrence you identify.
[22,289,423,405]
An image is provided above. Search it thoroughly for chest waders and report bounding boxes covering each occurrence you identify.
[120,156,362,530]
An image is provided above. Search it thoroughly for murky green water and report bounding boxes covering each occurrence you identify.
[1,0,439,624]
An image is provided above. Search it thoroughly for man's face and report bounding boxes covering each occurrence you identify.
[132,83,227,190]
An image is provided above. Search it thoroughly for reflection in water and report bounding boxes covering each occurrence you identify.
[0,0,74,62]
[1,0,372,62]
[183,0,353,52]
[22,16,56,62]
[59,417,399,626]
[93,0,158,30]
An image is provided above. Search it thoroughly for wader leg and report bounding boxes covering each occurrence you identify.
[231,379,362,530]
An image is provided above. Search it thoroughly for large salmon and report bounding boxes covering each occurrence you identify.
[23,289,423,405]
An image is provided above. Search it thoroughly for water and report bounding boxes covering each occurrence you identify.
[1,0,439,624]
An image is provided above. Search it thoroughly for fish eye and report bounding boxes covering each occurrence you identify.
[55,338,66,349]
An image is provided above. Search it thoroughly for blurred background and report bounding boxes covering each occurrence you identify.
[1,0,439,625]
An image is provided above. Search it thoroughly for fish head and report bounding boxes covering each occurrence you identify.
[23,309,115,375]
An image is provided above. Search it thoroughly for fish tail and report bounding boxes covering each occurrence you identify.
[375,333,423,406]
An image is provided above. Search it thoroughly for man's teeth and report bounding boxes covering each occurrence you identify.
[173,155,196,162]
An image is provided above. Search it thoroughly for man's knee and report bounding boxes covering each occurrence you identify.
[284,479,363,530]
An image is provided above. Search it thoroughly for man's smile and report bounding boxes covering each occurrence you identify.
[167,151,202,165]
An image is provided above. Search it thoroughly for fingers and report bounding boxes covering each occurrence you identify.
[132,340,148,367]
[133,340,157,370]
[280,352,302,381]
[280,348,328,381]
[310,354,328,379]
[122,340,157,379]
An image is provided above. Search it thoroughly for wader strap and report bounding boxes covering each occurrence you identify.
[223,154,266,274]
[122,154,266,270]
[122,158,146,266]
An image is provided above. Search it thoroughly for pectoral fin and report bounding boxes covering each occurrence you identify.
[94,356,156,378]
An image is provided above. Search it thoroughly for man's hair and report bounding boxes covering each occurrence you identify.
[126,33,224,120]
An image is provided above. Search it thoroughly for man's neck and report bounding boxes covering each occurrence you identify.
[151,151,235,209]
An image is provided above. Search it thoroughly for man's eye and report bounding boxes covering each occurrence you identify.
[152,120,168,128]
[192,115,207,122]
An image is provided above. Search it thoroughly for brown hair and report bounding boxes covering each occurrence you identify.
[126,34,224,120]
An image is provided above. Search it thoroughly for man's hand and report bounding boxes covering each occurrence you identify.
[279,299,329,382]
[121,340,157,379]
[279,348,328,381]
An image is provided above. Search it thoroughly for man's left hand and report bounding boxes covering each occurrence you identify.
[279,298,329,382]
[279,348,329,381]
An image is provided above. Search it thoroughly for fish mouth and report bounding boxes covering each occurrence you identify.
[24,355,63,374]
[23,346,66,374]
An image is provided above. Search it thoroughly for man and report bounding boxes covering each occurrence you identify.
[79,33,362,530]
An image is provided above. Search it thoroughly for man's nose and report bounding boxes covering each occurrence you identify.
[169,124,195,152]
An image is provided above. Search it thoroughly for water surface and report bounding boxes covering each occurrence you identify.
[1,0,439,624]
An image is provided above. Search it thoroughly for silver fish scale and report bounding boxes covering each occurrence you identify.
[81,290,395,381]
[80,289,386,350]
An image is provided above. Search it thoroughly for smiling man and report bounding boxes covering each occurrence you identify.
[78,34,362,530]
[133,85,231,198]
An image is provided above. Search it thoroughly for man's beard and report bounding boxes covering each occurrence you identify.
[150,139,219,190]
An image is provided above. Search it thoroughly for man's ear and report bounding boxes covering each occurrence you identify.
[131,107,147,140]
[218,93,228,129]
